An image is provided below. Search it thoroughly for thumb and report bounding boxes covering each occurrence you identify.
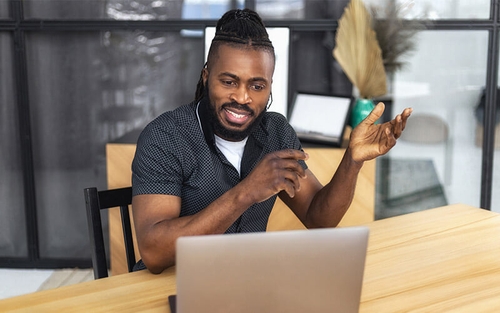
[362,102,385,125]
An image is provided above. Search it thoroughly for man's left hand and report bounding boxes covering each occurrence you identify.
[348,102,413,163]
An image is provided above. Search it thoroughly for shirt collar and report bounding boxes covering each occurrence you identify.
[197,96,216,146]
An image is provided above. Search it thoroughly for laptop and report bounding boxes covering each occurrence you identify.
[289,92,354,147]
[170,226,369,313]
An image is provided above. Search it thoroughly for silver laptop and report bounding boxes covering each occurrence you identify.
[174,227,369,313]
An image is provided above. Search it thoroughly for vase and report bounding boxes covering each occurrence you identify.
[350,98,377,128]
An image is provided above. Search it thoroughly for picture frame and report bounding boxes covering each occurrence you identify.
[288,92,354,147]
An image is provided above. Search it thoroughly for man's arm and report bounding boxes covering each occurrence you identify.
[281,102,412,228]
[132,149,309,274]
[132,185,253,274]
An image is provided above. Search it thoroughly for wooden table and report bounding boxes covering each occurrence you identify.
[360,204,500,312]
[2,204,500,312]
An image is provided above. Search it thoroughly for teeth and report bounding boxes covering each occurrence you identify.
[227,110,245,119]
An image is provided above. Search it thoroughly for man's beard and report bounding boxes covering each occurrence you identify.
[202,84,265,141]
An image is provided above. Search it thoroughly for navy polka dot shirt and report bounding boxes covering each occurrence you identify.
[132,100,306,233]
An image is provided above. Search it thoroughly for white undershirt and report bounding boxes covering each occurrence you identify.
[196,102,248,176]
[215,135,248,176]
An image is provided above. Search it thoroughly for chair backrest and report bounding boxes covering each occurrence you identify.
[84,186,135,279]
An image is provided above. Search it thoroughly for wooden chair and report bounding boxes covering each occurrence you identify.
[84,186,135,279]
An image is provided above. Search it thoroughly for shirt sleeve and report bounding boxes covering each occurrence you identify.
[131,121,184,197]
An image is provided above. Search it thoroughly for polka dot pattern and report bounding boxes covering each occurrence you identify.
[132,101,306,233]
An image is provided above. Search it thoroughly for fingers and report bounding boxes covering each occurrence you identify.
[348,106,412,162]
[401,107,413,130]
[389,107,412,139]
[385,127,397,147]
[269,150,307,179]
[393,114,403,139]
[272,149,309,162]
[280,168,303,198]
[362,102,385,125]
[267,149,308,197]
[403,107,413,118]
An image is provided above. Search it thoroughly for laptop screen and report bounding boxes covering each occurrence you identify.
[289,93,353,147]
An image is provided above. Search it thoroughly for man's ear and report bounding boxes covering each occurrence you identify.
[202,68,209,86]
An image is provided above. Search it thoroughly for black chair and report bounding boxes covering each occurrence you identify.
[84,186,136,279]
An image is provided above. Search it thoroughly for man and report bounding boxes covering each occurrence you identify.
[131,8,412,274]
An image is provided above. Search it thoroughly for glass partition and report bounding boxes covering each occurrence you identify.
[376,30,487,219]
[23,0,108,19]
[492,35,500,213]
[23,0,243,20]
[0,1,9,18]
[26,30,203,258]
[0,33,28,258]
[23,0,491,21]
[255,0,305,19]
[257,0,490,20]
[492,121,500,214]
[364,0,489,20]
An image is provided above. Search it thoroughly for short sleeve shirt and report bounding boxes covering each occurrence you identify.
[132,101,306,233]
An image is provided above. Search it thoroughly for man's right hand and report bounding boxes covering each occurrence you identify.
[133,149,309,274]
[241,149,309,203]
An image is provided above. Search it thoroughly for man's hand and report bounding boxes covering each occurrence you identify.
[241,149,308,203]
[349,102,412,163]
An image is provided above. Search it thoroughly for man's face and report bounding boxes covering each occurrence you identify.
[202,44,274,141]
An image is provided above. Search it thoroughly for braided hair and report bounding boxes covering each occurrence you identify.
[194,9,275,102]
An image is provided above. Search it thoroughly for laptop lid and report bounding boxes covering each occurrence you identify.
[174,227,369,313]
[289,92,354,147]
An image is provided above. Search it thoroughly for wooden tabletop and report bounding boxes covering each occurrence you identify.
[2,204,500,312]
[0,266,176,313]
[360,203,500,312]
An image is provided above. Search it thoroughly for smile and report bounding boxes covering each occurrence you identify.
[227,109,246,119]
[224,108,251,125]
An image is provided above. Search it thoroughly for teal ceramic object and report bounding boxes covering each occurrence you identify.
[350,98,377,128]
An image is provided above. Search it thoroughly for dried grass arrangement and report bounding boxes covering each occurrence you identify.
[370,1,424,75]
[333,0,387,99]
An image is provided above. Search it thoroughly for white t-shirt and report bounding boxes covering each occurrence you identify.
[214,135,248,176]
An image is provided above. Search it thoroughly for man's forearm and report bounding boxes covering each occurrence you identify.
[135,184,256,274]
[305,148,363,228]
